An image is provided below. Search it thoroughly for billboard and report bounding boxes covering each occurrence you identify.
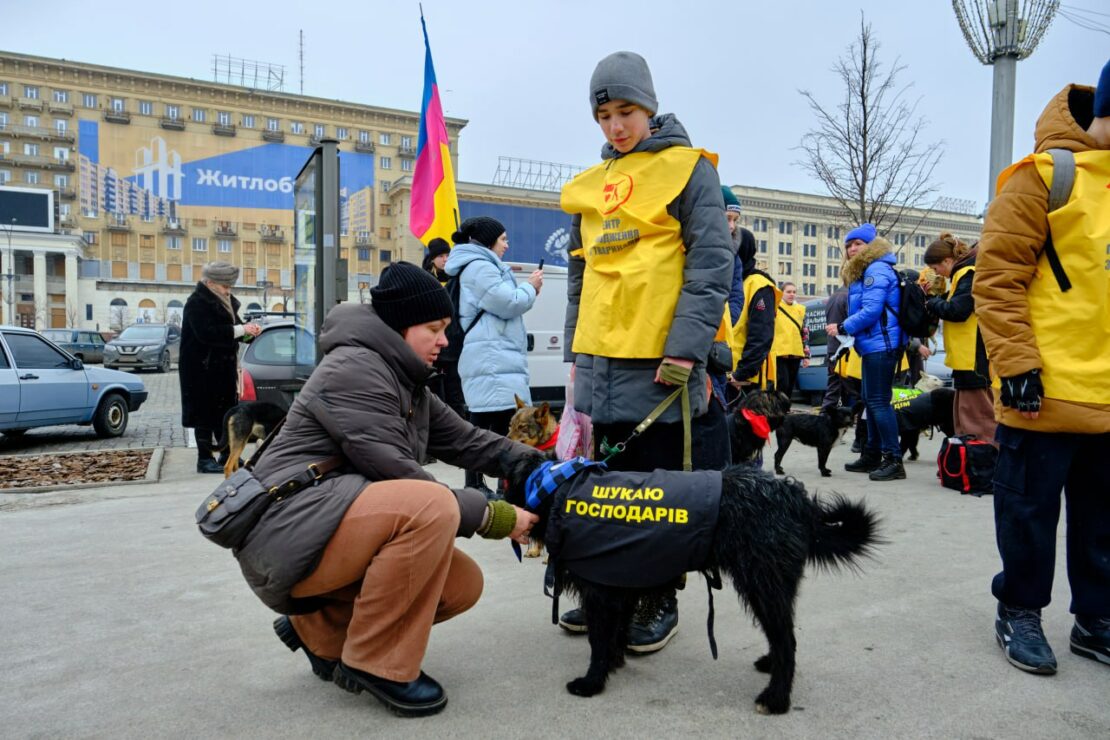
[458,200,571,267]
[76,120,374,234]
[0,186,55,233]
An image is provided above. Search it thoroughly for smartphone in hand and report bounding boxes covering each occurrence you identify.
[537,259,545,270]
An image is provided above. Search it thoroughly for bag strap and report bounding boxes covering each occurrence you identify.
[456,261,488,337]
[244,416,286,471]
[780,305,805,339]
[266,454,346,500]
[1042,149,1075,292]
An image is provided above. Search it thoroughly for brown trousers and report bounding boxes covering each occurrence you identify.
[289,480,483,682]
[954,387,997,444]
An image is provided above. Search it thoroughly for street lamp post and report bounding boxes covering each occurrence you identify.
[256,279,273,314]
[3,218,16,327]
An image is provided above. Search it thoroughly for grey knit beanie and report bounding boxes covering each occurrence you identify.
[589,51,657,120]
[202,261,239,286]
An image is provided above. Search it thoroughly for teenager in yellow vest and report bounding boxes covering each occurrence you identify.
[728,229,779,396]
[771,282,809,404]
[922,233,994,443]
[972,62,1110,674]
[559,51,733,652]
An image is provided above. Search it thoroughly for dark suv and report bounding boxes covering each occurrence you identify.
[239,319,313,411]
[104,324,181,372]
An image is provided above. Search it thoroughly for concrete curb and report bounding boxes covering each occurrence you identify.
[0,447,164,494]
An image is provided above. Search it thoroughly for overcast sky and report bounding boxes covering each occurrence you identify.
[8,0,1106,211]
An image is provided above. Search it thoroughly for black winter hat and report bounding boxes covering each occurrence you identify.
[426,238,451,258]
[370,261,454,334]
[452,216,506,248]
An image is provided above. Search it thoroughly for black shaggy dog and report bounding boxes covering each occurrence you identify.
[729,390,793,463]
[774,406,858,478]
[504,457,880,715]
[895,387,956,460]
[216,401,287,477]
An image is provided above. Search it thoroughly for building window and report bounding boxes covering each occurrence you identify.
[0,112,6,129]
[23,85,39,99]
[0,170,10,184]
[914,253,922,266]
[778,242,792,255]
[192,108,206,123]
[218,239,232,253]
[751,218,768,233]
[336,126,348,140]
[778,262,793,275]
[290,121,304,134]
[109,97,125,113]
[267,117,280,132]
[192,237,208,252]
[803,223,818,237]
[777,220,794,235]
[827,265,840,278]
[0,142,9,156]
[357,248,370,261]
[379,156,392,170]
[24,171,39,185]
[401,135,413,149]
[358,130,371,143]
[381,180,391,192]
[401,158,413,172]
[826,226,841,240]
[915,235,927,247]
[827,245,841,259]
[0,83,8,96]
[314,123,326,138]
[380,249,393,263]
[55,119,67,133]
[24,143,40,156]
[242,114,255,129]
[54,146,68,161]
[82,93,97,108]
[379,132,391,145]
[166,104,180,120]
[52,90,69,103]
[24,114,39,128]
[138,100,153,116]
[218,111,232,126]
[166,236,181,250]
[758,239,767,253]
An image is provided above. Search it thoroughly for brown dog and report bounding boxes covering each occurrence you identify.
[506,394,559,557]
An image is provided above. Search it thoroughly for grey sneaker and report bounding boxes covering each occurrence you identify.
[995,603,1057,674]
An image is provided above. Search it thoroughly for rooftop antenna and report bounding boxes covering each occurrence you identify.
[299,30,305,95]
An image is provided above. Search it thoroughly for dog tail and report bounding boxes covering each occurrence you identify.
[214,404,237,452]
[807,494,881,572]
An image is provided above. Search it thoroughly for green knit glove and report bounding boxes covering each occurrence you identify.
[480,500,518,540]
[658,359,692,386]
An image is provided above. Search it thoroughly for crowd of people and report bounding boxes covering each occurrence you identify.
[194,53,1109,716]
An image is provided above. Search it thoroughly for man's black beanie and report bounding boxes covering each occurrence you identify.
[370,261,454,334]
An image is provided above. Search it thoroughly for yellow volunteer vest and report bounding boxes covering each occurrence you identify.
[561,146,716,358]
[834,347,909,380]
[942,266,978,372]
[733,273,781,387]
[994,151,1110,403]
[772,300,806,358]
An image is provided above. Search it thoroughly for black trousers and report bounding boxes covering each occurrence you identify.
[821,368,861,413]
[431,359,467,419]
[776,356,802,404]
[992,425,1110,616]
[195,426,226,464]
[467,409,515,489]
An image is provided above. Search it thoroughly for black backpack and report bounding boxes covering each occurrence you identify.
[886,266,937,340]
[439,262,485,362]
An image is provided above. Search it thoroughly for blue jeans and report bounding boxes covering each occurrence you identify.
[860,350,900,457]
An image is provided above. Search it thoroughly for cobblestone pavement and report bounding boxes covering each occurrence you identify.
[0,368,188,455]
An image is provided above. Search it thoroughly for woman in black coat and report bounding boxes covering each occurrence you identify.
[180,262,261,473]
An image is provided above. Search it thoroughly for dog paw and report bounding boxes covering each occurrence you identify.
[566,677,603,697]
[755,688,791,715]
[753,654,771,673]
[820,469,831,477]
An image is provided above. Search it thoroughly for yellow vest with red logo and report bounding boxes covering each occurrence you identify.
[561,146,716,358]
[834,346,909,380]
[994,150,1110,403]
[772,300,806,358]
[942,266,978,372]
[733,273,781,387]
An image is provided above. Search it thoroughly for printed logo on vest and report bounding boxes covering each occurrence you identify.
[602,172,634,215]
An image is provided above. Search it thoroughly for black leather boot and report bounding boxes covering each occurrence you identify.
[334,662,447,717]
[845,449,881,473]
[869,453,906,481]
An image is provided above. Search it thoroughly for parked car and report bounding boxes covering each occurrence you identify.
[103,323,181,373]
[238,319,314,412]
[39,329,108,364]
[0,326,148,438]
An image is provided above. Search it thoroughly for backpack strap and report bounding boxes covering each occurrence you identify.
[455,261,488,336]
[1042,149,1075,292]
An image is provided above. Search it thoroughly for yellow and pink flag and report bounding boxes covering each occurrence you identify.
[409,13,459,246]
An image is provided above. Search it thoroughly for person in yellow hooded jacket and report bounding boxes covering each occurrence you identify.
[771,282,809,404]
[972,60,1110,676]
[560,51,733,653]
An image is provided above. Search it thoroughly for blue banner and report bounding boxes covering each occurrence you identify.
[458,200,571,266]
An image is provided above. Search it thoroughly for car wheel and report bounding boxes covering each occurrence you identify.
[158,351,171,373]
[92,393,129,438]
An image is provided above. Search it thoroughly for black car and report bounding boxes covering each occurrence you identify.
[239,319,313,411]
[104,324,181,372]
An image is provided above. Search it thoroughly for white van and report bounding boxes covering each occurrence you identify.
[507,262,571,408]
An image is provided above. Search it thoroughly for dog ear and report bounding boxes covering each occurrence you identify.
[536,401,550,419]
[515,394,527,409]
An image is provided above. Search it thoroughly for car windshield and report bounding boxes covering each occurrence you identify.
[42,330,69,340]
[118,326,166,341]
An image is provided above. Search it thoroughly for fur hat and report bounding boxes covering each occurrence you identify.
[1096,58,1110,118]
[844,223,877,245]
[589,51,658,120]
[202,261,239,286]
[370,261,454,334]
[721,186,742,213]
[452,216,506,249]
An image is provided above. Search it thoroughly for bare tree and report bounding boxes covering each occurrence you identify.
[66,301,81,328]
[796,14,944,237]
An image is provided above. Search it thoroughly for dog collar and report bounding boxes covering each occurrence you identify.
[534,426,560,452]
[524,456,606,510]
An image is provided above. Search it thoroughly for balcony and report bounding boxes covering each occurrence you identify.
[398,146,416,159]
[355,233,374,247]
[0,93,11,108]
[159,117,185,131]
[18,97,44,111]
[0,152,75,171]
[58,187,76,200]
[49,100,74,116]
[60,215,77,229]
[213,123,236,137]
[162,219,187,235]
[261,129,284,143]
[0,122,75,142]
[103,109,131,125]
[354,140,375,154]
[214,221,238,238]
[308,134,323,147]
[106,214,132,232]
[259,225,285,243]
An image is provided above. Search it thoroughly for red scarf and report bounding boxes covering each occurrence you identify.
[535,425,559,451]
[741,409,771,441]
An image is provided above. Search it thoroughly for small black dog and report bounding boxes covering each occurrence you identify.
[729,390,792,464]
[774,406,858,478]
[504,456,880,715]
[216,401,287,477]
[895,387,955,460]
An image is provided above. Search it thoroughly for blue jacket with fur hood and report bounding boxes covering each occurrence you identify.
[842,237,904,355]
[445,241,538,412]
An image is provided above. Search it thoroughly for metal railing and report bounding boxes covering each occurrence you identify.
[0,121,75,142]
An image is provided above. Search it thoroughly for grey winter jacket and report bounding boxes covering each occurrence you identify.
[563,114,733,425]
[236,302,538,614]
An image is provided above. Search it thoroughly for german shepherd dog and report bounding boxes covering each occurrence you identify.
[728,390,792,464]
[774,406,859,478]
[503,456,881,714]
[507,395,560,558]
[217,401,287,478]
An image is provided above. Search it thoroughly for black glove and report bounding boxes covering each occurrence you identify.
[999,369,1043,414]
[925,296,945,317]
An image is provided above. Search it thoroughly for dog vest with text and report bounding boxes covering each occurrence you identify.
[545,468,722,589]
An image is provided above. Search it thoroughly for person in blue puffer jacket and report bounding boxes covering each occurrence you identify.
[444,216,543,494]
[825,223,906,482]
